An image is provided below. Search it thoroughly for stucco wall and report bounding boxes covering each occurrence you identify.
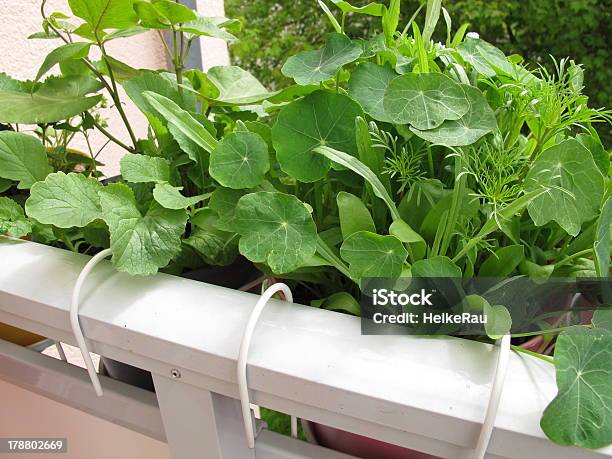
[0,0,228,176]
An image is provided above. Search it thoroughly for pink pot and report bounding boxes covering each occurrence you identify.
[304,421,440,459]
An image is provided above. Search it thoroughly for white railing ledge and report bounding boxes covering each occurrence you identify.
[0,238,610,459]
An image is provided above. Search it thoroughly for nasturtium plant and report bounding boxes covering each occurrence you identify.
[0,0,610,450]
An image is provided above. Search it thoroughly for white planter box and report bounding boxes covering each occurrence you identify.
[0,238,610,459]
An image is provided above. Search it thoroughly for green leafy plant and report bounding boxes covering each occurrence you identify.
[0,0,610,450]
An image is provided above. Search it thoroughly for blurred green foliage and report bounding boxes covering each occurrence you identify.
[225,0,610,113]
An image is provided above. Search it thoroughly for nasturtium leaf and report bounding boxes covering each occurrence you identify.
[348,63,396,122]
[312,292,361,316]
[68,0,137,31]
[594,198,611,277]
[340,231,407,278]
[25,172,103,228]
[0,132,52,189]
[207,66,271,104]
[389,219,426,261]
[153,183,208,209]
[0,75,103,124]
[233,192,317,274]
[383,73,469,130]
[209,131,269,189]
[337,191,376,239]
[272,91,363,182]
[541,327,612,449]
[411,256,461,277]
[209,187,247,232]
[99,183,188,275]
[36,42,91,81]
[184,208,238,266]
[483,302,512,340]
[592,309,612,331]
[577,133,609,177]
[525,139,604,237]
[282,33,363,86]
[0,197,31,238]
[410,84,497,146]
[315,146,400,220]
[144,92,218,153]
[120,154,170,183]
[329,0,384,16]
[134,0,196,28]
[179,17,238,43]
[124,71,196,116]
[478,245,524,277]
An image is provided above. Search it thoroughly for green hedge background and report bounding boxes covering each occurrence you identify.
[225,0,610,116]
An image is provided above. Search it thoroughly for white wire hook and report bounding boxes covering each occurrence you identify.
[70,248,113,397]
[237,282,294,449]
[472,334,511,459]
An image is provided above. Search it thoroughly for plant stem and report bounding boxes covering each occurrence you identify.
[555,248,593,267]
[511,345,554,364]
[426,144,434,177]
[172,29,184,97]
[511,325,580,338]
[90,117,134,152]
[97,37,139,150]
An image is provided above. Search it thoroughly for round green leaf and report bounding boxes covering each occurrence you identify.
[99,183,188,275]
[348,63,396,122]
[282,33,363,86]
[410,84,497,146]
[383,73,469,129]
[210,131,269,189]
[272,91,363,182]
[26,172,103,228]
[233,192,317,274]
[340,231,408,278]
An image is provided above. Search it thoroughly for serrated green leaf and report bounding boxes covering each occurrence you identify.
[209,131,269,189]
[594,198,611,277]
[134,0,196,28]
[120,154,170,183]
[340,231,407,278]
[282,33,363,86]
[384,73,469,130]
[25,172,103,228]
[153,182,208,209]
[36,42,91,81]
[0,75,103,124]
[525,139,604,236]
[410,84,497,146]
[99,183,188,275]
[0,197,31,238]
[272,91,362,182]
[337,191,376,239]
[178,16,238,43]
[68,0,137,31]
[348,63,396,122]
[0,132,51,189]
[541,327,612,449]
[233,192,317,274]
[183,208,238,266]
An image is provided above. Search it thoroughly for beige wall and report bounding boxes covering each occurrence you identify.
[0,0,228,177]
